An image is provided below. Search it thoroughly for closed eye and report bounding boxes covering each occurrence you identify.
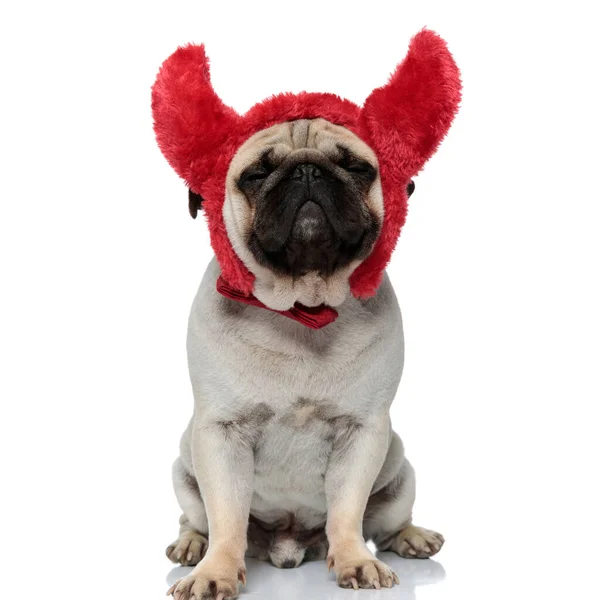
[237,150,275,190]
[336,145,376,180]
[239,170,268,185]
[345,164,373,174]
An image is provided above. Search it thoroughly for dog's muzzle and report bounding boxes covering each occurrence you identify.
[287,163,339,273]
[253,162,369,276]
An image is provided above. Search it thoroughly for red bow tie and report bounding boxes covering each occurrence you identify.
[216,276,339,329]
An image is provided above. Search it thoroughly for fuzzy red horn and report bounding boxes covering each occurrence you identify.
[359,29,462,178]
[151,44,240,194]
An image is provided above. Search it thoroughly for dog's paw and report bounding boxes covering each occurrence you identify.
[166,532,209,566]
[329,556,398,590]
[393,525,445,559]
[167,564,246,600]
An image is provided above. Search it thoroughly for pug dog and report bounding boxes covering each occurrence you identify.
[164,119,443,597]
[153,30,461,600]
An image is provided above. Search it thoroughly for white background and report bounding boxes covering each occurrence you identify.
[1,1,599,599]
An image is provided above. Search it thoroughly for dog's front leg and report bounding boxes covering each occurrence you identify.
[325,414,399,590]
[168,418,253,600]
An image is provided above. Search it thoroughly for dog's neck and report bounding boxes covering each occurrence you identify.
[216,276,338,329]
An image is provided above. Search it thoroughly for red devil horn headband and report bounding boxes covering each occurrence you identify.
[360,30,462,177]
[152,29,461,298]
[151,44,240,193]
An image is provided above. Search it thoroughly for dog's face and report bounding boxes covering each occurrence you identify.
[222,118,386,311]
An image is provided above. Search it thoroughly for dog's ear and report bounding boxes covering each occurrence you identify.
[359,29,461,178]
[188,189,204,219]
[151,44,240,194]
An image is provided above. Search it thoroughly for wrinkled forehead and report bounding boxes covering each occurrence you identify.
[227,118,378,177]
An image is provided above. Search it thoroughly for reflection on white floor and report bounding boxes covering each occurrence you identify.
[167,552,445,599]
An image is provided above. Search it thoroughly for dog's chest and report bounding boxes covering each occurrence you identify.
[250,398,356,520]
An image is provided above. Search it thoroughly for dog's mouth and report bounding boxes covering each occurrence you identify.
[256,202,371,278]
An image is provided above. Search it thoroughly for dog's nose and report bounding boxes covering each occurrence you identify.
[291,163,321,183]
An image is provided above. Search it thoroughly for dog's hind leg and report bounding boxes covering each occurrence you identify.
[363,435,445,559]
[165,457,209,566]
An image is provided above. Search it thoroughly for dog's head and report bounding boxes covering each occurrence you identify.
[152,30,461,310]
[223,118,397,308]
